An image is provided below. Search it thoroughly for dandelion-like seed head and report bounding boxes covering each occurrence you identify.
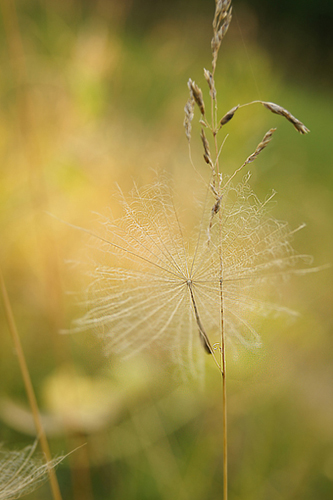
[72,173,309,377]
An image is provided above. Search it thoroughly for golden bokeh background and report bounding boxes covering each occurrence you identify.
[0,1,332,499]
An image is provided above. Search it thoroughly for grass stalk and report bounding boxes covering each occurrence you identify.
[0,0,66,341]
[219,199,227,500]
[220,293,228,500]
[0,269,63,500]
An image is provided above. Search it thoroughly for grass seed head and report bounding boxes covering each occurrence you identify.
[262,101,310,134]
[188,79,205,116]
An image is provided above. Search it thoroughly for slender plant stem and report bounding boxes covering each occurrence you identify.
[212,43,227,497]
[211,46,228,499]
[220,284,228,500]
[219,239,228,500]
[0,269,63,500]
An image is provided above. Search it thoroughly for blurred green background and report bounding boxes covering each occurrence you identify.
[0,0,332,499]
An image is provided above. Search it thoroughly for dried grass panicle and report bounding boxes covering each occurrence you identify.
[211,0,232,72]
[262,101,310,134]
[0,442,63,500]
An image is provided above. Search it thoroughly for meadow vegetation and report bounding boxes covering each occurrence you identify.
[0,1,332,499]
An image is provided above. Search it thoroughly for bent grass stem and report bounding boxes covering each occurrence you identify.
[0,269,63,500]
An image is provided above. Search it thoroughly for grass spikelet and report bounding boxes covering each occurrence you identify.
[262,101,310,134]
[184,95,195,143]
[0,441,64,500]
[244,127,277,164]
[219,105,239,127]
[200,128,213,166]
[204,68,216,100]
[188,79,205,116]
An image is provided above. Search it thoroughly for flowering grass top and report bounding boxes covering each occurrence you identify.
[70,0,311,378]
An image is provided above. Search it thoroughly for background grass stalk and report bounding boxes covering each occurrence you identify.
[0,269,63,500]
[0,0,66,343]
